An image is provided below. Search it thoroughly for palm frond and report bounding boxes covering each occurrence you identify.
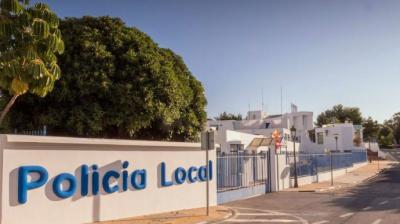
[0,0,24,14]
[0,19,14,37]
[32,18,49,38]
[0,0,63,99]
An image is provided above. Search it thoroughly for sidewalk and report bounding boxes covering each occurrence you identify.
[95,206,232,224]
[284,160,397,192]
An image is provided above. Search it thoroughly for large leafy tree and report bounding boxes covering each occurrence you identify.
[6,16,206,141]
[316,104,363,127]
[362,117,380,141]
[384,112,400,144]
[378,125,393,148]
[0,0,64,125]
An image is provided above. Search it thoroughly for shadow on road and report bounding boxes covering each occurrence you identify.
[326,164,400,213]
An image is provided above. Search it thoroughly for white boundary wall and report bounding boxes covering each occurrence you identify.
[0,135,216,224]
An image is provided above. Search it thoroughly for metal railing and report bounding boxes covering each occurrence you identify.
[14,126,47,136]
[289,150,367,177]
[217,152,269,192]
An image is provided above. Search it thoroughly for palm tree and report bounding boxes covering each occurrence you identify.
[0,0,64,125]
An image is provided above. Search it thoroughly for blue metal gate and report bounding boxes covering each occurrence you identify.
[217,151,270,204]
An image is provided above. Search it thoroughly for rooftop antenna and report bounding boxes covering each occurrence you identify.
[281,85,285,129]
[261,88,264,112]
[248,104,251,120]
[280,85,283,115]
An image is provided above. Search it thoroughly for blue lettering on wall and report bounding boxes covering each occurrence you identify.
[18,166,48,204]
[80,165,89,196]
[102,170,120,193]
[160,162,173,187]
[16,160,213,204]
[188,167,198,183]
[159,161,213,187]
[131,169,146,189]
[174,167,187,184]
[122,161,129,191]
[92,164,99,196]
[52,173,77,199]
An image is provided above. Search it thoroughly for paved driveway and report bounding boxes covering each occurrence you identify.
[218,165,400,224]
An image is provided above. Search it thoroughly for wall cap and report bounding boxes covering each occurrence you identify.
[2,134,200,148]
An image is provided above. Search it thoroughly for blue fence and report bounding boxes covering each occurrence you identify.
[290,150,367,177]
[217,152,269,192]
[352,150,368,163]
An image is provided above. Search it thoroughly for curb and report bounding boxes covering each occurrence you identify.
[316,168,388,192]
[362,168,387,183]
[297,190,316,192]
[207,207,235,224]
[291,166,391,193]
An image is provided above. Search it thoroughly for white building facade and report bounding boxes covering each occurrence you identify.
[302,123,364,153]
[207,106,366,154]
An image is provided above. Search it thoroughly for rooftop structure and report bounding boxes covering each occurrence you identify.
[207,105,365,154]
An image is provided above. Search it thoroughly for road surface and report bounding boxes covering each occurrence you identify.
[220,164,400,224]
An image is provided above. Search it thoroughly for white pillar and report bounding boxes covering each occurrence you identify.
[270,149,290,191]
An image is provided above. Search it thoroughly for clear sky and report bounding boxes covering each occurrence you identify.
[33,0,400,122]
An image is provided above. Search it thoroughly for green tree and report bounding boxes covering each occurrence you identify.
[316,104,363,127]
[378,125,393,148]
[362,117,380,141]
[385,112,400,144]
[5,16,206,141]
[0,0,64,126]
[214,112,242,121]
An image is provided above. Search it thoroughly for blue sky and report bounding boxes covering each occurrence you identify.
[34,0,400,122]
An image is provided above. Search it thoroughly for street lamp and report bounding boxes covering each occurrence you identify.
[290,126,298,188]
[368,137,372,163]
[324,148,333,186]
[371,137,380,170]
[334,134,339,152]
[332,134,339,186]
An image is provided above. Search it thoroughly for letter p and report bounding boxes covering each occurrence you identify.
[18,166,48,204]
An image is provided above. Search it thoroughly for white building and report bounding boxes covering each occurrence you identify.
[208,105,311,154]
[302,123,364,153]
[207,105,365,154]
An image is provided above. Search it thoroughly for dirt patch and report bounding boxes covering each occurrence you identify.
[93,206,232,224]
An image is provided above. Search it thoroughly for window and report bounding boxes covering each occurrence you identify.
[265,123,270,128]
[317,132,324,144]
[308,129,316,143]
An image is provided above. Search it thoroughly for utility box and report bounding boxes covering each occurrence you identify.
[201,130,215,150]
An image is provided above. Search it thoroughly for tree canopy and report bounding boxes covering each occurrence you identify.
[0,0,64,125]
[378,125,393,147]
[316,104,363,127]
[4,16,206,141]
[384,112,400,144]
[362,117,380,141]
[214,112,242,121]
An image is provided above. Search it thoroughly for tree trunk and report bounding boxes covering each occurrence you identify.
[0,95,19,126]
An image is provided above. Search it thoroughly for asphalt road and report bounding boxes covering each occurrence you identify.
[220,164,400,224]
